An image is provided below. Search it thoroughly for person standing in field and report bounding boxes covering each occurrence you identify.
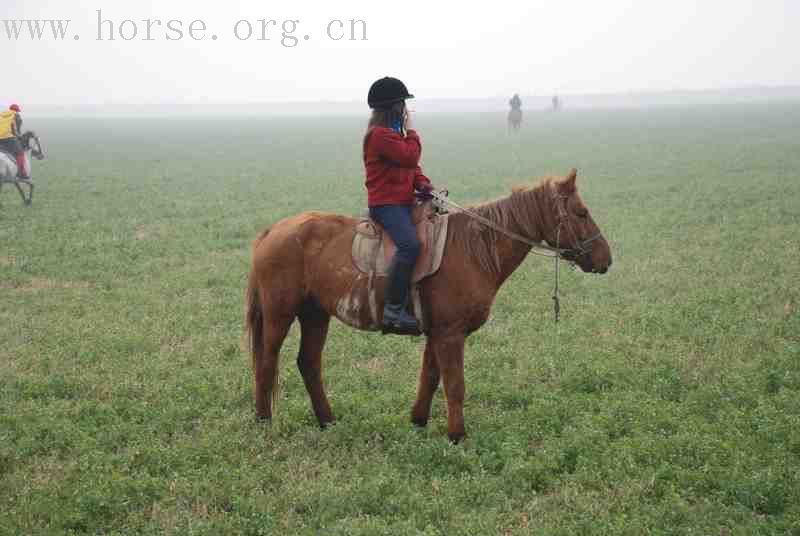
[0,104,28,179]
[363,77,435,335]
[509,93,522,111]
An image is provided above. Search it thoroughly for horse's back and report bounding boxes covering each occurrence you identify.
[256,211,356,247]
[252,211,358,272]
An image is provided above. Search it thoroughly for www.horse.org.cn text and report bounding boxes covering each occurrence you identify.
[1,11,368,47]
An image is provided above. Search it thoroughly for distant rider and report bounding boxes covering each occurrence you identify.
[363,77,435,335]
[0,104,28,179]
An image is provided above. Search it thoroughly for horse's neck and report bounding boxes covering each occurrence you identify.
[469,186,550,286]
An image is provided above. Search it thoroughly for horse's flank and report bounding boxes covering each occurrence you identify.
[0,153,15,181]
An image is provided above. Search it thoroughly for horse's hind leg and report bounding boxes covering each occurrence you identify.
[411,338,441,427]
[254,311,294,421]
[297,302,334,427]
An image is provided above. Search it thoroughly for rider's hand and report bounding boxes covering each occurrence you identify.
[403,109,413,131]
[414,183,434,201]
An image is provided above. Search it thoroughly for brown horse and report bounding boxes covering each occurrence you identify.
[246,169,612,442]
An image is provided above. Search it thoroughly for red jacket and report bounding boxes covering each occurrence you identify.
[364,127,431,207]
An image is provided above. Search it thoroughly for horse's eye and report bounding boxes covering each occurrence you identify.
[577,209,588,219]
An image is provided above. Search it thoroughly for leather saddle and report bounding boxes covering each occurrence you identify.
[352,201,449,283]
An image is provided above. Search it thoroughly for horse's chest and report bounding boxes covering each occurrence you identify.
[465,304,493,334]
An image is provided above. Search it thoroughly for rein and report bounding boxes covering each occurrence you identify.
[430,189,602,322]
[430,190,601,260]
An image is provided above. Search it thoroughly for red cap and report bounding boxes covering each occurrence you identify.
[9,104,21,112]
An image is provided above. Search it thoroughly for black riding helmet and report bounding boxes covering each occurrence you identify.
[367,77,414,109]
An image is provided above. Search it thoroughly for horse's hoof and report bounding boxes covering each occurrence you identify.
[448,432,466,444]
[318,418,336,430]
[411,416,428,428]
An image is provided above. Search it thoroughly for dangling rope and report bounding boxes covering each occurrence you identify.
[553,225,561,323]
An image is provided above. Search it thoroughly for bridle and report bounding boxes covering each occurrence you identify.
[551,193,603,262]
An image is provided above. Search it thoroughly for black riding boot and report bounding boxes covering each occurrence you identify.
[382,258,421,336]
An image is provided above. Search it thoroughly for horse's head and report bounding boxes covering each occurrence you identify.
[544,169,612,274]
[21,131,45,160]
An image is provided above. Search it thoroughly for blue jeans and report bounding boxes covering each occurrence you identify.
[369,204,421,266]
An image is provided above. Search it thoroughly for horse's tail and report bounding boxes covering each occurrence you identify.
[245,267,264,375]
[245,227,280,413]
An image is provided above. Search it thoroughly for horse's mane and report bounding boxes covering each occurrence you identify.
[448,177,557,275]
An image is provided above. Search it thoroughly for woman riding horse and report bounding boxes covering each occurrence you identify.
[363,77,436,335]
[246,81,613,441]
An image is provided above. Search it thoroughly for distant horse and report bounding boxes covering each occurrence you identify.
[507,108,522,132]
[0,132,44,206]
[246,169,612,442]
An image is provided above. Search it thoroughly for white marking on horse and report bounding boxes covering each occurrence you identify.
[367,277,378,327]
[336,281,381,331]
[336,290,364,328]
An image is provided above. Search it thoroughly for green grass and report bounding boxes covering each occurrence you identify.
[1,102,799,535]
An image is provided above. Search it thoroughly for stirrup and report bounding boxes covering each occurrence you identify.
[381,320,421,336]
[381,305,421,336]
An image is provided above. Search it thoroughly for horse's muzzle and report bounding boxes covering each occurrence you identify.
[591,255,611,274]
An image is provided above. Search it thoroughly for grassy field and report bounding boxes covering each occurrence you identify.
[1,102,799,535]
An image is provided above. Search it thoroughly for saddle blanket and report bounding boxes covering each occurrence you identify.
[348,202,449,332]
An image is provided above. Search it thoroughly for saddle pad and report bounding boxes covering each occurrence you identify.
[352,205,449,284]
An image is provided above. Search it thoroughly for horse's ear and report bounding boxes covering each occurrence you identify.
[558,168,578,194]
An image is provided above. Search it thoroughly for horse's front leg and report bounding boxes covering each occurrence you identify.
[12,181,33,206]
[431,332,466,443]
[411,338,440,427]
[14,182,27,205]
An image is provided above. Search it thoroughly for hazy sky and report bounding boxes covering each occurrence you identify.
[2,0,799,105]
